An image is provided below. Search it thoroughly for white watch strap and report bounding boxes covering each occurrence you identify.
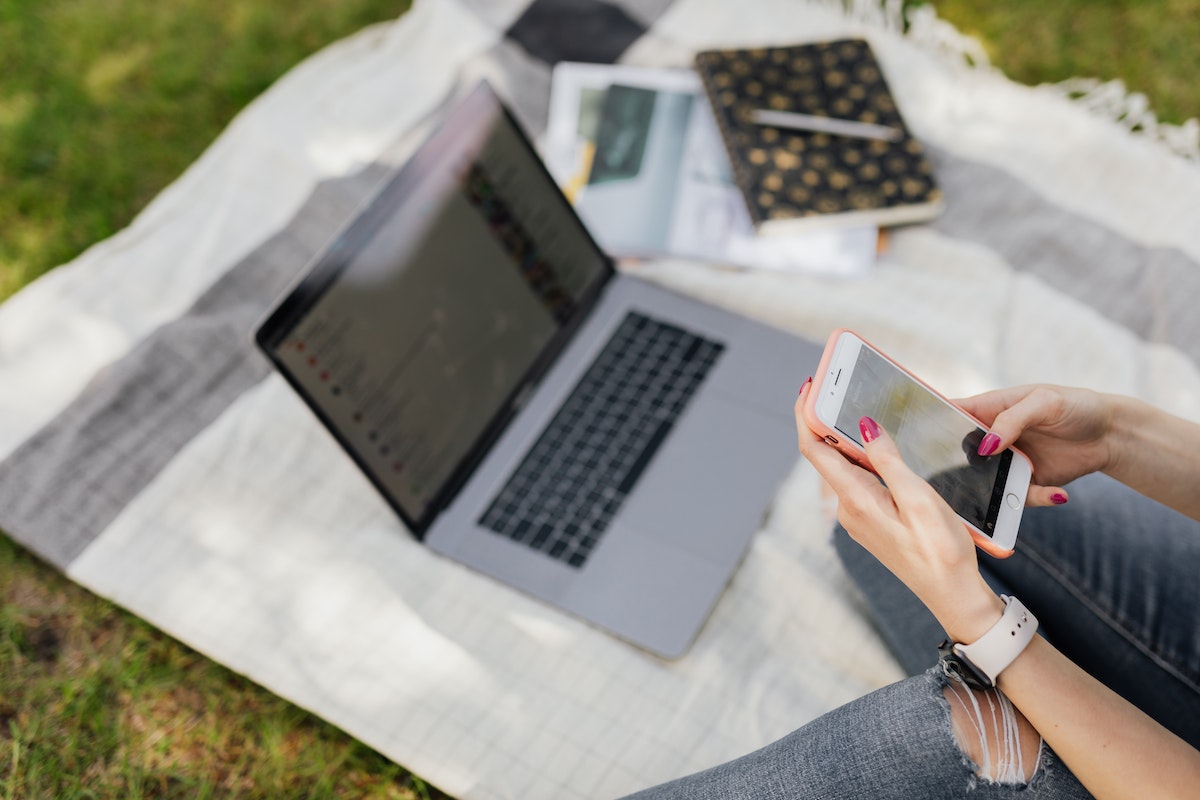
[953,595,1038,686]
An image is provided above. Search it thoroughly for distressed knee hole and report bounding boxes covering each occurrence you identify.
[943,681,1042,784]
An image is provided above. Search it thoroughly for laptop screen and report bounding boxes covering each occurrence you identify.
[257,83,612,533]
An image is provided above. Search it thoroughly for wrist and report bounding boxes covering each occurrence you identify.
[1100,393,1138,480]
[940,595,1039,689]
[933,584,1005,645]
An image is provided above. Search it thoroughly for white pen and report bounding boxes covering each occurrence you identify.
[749,108,903,142]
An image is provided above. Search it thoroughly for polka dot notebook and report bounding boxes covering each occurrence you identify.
[694,38,944,234]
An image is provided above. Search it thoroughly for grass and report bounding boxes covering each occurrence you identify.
[933,0,1200,126]
[0,0,412,303]
[1,535,442,799]
[1,1,1197,798]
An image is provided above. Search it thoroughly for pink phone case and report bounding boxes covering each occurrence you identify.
[801,327,1023,558]
[800,328,871,468]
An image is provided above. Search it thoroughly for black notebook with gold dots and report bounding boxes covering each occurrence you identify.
[694,38,943,234]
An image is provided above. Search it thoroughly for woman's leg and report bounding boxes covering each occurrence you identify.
[837,472,1200,748]
[623,670,1090,799]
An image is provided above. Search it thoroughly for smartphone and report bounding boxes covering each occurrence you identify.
[802,329,1032,558]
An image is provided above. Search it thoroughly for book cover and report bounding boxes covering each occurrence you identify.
[694,38,944,234]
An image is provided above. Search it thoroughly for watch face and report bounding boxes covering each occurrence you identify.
[938,640,995,689]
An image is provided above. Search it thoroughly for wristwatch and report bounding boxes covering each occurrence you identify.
[938,595,1038,689]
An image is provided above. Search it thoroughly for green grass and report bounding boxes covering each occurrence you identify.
[932,0,1200,125]
[1,535,442,799]
[1,1,1198,798]
[0,0,412,302]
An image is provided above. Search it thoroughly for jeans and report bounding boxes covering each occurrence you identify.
[626,473,1199,798]
[624,669,1090,799]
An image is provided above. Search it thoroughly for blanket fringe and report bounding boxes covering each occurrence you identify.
[1046,78,1200,162]
[824,0,1200,163]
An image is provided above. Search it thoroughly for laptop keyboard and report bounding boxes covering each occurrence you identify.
[478,311,725,568]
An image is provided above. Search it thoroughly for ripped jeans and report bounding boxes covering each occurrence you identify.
[626,473,1200,798]
[623,669,1090,798]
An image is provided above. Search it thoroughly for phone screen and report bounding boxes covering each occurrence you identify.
[834,344,1012,535]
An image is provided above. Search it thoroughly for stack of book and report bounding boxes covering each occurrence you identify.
[543,38,942,278]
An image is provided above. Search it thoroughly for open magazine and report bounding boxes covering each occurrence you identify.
[542,62,878,278]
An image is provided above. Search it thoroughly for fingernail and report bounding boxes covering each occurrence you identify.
[799,376,812,396]
[859,416,882,444]
[1051,492,1068,505]
[978,432,1001,457]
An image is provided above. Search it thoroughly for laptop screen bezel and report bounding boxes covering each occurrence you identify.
[255,81,616,537]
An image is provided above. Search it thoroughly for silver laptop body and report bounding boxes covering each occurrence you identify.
[257,82,820,658]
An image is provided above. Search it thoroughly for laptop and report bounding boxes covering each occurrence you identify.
[256,82,821,658]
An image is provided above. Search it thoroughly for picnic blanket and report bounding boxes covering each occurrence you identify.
[3,1,1199,797]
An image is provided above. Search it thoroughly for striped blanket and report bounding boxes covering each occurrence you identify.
[2,1,1197,797]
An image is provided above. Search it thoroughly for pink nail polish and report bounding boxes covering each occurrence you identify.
[799,376,812,396]
[978,432,1001,457]
[1051,492,1068,505]
[859,416,882,444]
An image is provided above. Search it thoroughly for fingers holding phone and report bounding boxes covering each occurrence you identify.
[800,329,1033,558]
[795,383,960,555]
[794,382,891,506]
[796,381,996,626]
[956,385,1115,496]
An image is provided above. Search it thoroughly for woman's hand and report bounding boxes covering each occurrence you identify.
[955,385,1116,507]
[794,382,1002,643]
[797,382,1200,798]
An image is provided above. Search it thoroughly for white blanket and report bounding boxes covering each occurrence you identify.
[2,1,1198,798]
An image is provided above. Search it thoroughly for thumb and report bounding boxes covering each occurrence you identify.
[858,416,931,501]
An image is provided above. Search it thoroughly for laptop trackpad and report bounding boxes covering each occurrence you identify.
[617,393,798,565]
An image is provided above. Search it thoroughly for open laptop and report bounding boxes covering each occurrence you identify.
[256,82,821,658]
